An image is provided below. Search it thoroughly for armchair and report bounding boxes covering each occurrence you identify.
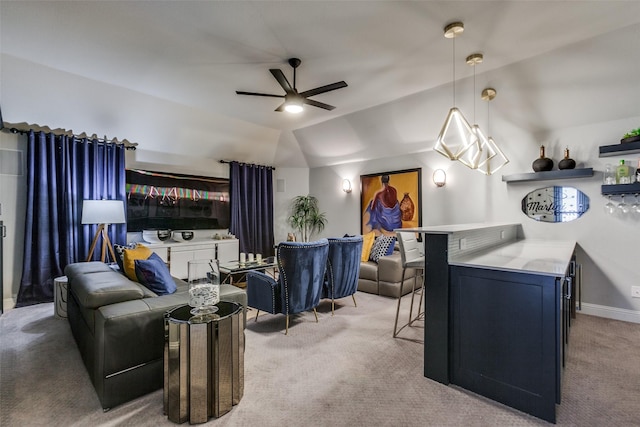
[323,236,363,315]
[246,239,329,335]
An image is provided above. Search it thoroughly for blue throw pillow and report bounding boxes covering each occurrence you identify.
[369,235,396,263]
[134,252,177,295]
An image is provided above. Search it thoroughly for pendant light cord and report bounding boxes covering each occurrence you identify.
[487,96,491,135]
[473,63,476,124]
[452,36,456,106]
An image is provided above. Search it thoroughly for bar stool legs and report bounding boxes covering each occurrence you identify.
[408,269,425,326]
[393,268,425,338]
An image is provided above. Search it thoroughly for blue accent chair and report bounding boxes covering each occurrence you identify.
[246,239,329,335]
[323,236,363,315]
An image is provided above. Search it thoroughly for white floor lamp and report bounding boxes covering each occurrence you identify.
[82,200,126,262]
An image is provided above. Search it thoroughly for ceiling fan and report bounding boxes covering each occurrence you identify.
[236,58,347,113]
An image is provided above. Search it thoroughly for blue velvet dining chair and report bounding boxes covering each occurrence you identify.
[323,236,363,315]
[246,239,329,335]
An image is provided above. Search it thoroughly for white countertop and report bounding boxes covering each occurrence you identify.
[399,222,520,234]
[450,239,576,277]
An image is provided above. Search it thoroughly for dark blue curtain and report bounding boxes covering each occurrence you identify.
[229,162,274,257]
[16,131,126,307]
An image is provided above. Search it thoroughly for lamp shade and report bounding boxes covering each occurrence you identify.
[81,200,126,224]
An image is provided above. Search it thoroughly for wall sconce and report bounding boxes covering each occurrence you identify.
[342,179,352,193]
[433,169,447,187]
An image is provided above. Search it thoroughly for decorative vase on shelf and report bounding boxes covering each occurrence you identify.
[532,145,554,172]
[399,193,415,221]
[558,147,576,170]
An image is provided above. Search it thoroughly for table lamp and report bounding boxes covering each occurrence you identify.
[82,199,126,262]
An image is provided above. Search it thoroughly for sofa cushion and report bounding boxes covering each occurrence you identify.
[135,253,177,296]
[359,261,379,281]
[361,232,376,262]
[369,235,396,262]
[70,270,145,309]
[123,244,153,281]
[378,253,413,283]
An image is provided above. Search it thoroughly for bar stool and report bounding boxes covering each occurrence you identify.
[393,231,425,338]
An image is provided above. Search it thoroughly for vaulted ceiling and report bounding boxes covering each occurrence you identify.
[2,1,640,168]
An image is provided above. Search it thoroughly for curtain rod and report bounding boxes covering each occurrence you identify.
[219,159,276,170]
[0,121,138,150]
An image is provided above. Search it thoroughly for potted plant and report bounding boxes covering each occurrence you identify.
[287,195,327,242]
[621,128,640,144]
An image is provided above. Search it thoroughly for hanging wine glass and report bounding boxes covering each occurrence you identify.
[604,195,616,215]
[633,194,640,214]
[618,194,629,214]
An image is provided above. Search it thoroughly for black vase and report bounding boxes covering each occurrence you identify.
[532,145,554,172]
[558,147,576,170]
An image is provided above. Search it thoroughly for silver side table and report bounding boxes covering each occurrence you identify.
[164,302,244,424]
[53,276,68,318]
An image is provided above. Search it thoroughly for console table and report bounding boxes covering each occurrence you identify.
[219,256,277,287]
[164,302,244,424]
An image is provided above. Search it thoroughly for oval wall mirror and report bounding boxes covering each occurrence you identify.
[521,186,589,223]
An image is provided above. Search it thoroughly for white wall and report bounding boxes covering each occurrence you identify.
[0,132,27,309]
[311,114,640,323]
[273,168,309,244]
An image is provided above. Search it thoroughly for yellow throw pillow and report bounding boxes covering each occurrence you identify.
[123,244,153,281]
[361,232,376,262]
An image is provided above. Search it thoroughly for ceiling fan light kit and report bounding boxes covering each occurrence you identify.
[236,57,347,113]
[284,93,304,114]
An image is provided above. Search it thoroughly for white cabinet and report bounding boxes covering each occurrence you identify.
[216,240,239,264]
[144,239,239,280]
[169,245,216,279]
[149,246,169,263]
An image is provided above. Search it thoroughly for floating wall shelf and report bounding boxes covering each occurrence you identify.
[601,182,640,196]
[502,168,594,183]
[599,141,640,157]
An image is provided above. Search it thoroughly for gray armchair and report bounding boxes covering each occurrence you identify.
[246,239,329,334]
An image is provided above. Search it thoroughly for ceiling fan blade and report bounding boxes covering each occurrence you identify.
[236,91,284,98]
[299,81,347,98]
[303,98,336,111]
[270,69,293,93]
[274,102,286,112]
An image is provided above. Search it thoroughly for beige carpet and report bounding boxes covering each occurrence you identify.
[1,291,640,426]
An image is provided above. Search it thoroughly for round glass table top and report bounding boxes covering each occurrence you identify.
[166,301,241,324]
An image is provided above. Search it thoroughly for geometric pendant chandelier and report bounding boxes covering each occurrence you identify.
[433,22,478,164]
[476,88,509,175]
[461,52,489,170]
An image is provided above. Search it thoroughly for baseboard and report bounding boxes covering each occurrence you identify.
[578,303,640,324]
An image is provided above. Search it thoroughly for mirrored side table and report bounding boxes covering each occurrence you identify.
[164,302,244,424]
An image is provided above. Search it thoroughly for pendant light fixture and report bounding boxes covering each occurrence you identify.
[457,52,488,169]
[434,22,477,163]
[476,88,509,175]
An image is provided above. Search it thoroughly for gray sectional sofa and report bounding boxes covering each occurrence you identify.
[65,261,246,410]
[357,247,419,298]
